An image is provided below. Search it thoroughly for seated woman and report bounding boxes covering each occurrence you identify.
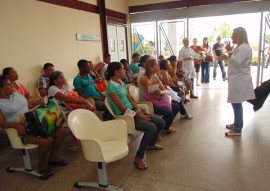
[48,71,93,151]
[106,62,165,170]
[0,76,66,175]
[176,61,192,96]
[159,60,192,108]
[139,59,191,133]
[3,67,33,100]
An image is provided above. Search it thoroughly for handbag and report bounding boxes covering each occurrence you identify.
[25,99,65,138]
[164,86,181,102]
[65,92,94,111]
[94,80,107,94]
[204,55,213,62]
[143,92,172,110]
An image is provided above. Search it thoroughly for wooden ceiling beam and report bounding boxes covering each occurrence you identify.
[129,0,259,13]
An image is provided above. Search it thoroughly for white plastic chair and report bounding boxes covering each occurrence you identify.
[105,97,149,135]
[68,109,128,191]
[4,128,50,180]
[128,85,154,115]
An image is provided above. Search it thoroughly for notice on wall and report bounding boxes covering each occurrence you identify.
[76,33,101,42]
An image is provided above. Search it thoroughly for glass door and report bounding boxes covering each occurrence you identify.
[131,22,156,58]
[158,20,186,57]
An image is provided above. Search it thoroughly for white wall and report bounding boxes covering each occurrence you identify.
[0,0,128,96]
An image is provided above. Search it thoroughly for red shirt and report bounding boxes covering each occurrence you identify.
[190,45,202,65]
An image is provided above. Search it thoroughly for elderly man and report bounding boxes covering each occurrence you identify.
[178,38,200,98]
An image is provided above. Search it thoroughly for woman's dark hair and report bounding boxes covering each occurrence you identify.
[158,55,164,60]
[120,59,128,65]
[105,62,122,81]
[168,55,177,62]
[139,55,150,67]
[49,71,62,86]
[0,75,8,88]
[159,60,168,70]
[2,67,13,77]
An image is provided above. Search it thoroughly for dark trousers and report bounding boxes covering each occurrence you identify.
[201,61,210,83]
[134,116,165,159]
[190,78,194,94]
[153,102,179,130]
[172,100,187,115]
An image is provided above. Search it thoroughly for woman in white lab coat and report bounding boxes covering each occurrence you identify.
[220,27,255,136]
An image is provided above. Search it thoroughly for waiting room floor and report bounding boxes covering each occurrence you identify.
[1,67,270,191]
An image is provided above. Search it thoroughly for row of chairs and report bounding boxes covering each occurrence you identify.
[3,85,154,190]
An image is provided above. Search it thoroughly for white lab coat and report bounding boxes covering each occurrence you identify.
[178,47,201,78]
[227,43,255,103]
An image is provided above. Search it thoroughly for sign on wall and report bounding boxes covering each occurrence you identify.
[76,33,101,42]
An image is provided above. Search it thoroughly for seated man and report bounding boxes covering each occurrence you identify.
[37,63,55,97]
[73,59,112,120]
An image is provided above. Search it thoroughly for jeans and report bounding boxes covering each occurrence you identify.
[232,103,243,133]
[153,102,179,130]
[201,61,210,83]
[172,100,187,115]
[213,60,226,78]
[134,115,165,159]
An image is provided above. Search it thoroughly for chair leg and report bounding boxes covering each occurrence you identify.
[7,149,50,180]
[74,162,123,191]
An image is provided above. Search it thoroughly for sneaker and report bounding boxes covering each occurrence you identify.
[181,113,193,120]
[223,77,227,81]
[225,130,241,136]
[226,124,234,130]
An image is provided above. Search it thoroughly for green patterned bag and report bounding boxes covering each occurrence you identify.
[25,99,65,138]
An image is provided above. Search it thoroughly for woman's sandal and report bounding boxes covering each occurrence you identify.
[48,159,67,167]
[67,145,82,152]
[163,127,176,134]
[133,159,147,170]
[39,166,55,176]
[146,144,164,151]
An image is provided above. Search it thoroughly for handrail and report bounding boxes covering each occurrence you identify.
[159,24,174,55]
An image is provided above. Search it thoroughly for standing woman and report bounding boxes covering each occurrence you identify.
[106,62,165,170]
[190,38,203,86]
[220,27,255,136]
[201,37,212,84]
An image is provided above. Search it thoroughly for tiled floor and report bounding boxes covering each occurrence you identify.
[1,67,270,191]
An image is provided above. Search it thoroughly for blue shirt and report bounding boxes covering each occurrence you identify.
[129,62,140,73]
[73,74,100,97]
[0,92,28,122]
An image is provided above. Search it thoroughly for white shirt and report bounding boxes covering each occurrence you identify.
[99,62,108,79]
[227,43,255,103]
[178,47,200,78]
[48,85,72,112]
